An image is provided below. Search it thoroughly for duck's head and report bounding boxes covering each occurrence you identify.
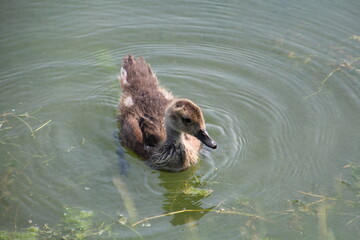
[165,99,217,149]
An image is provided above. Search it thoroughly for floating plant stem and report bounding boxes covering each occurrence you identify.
[346,215,360,226]
[34,120,52,133]
[4,112,35,137]
[131,207,273,227]
[304,57,360,100]
[0,109,51,138]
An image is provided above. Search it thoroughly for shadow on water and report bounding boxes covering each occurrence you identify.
[114,130,130,175]
[158,168,215,226]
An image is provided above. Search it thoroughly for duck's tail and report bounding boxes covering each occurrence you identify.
[119,55,158,90]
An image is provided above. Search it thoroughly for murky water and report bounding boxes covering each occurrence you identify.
[1,0,359,239]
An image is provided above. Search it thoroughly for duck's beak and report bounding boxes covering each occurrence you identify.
[195,130,217,149]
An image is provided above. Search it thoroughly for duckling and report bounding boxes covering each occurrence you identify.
[118,55,217,172]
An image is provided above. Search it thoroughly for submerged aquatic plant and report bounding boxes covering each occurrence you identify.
[0,230,37,240]
[38,207,113,240]
[182,186,213,198]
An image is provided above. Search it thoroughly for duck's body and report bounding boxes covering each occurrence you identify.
[118,55,216,172]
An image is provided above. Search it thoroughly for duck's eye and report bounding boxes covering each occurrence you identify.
[182,117,192,124]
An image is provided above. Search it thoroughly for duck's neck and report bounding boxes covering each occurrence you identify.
[147,126,186,172]
[148,124,196,172]
[165,127,183,146]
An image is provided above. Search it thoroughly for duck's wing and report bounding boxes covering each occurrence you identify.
[120,114,148,158]
[119,55,171,157]
[139,114,164,147]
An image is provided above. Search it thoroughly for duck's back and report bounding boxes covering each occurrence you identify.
[119,55,173,158]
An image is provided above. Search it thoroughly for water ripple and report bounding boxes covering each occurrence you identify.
[2,0,359,236]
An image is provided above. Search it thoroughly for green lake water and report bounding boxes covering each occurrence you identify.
[1,0,359,239]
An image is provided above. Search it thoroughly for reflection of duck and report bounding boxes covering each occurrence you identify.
[118,55,217,172]
[159,170,215,226]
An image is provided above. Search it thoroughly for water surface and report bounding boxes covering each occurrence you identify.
[1,0,359,239]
